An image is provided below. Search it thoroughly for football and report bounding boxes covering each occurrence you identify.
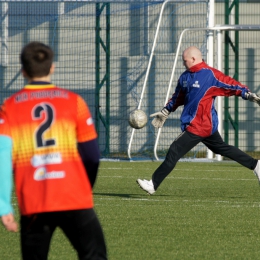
[128,109,148,129]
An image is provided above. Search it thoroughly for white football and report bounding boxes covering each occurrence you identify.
[128,109,148,129]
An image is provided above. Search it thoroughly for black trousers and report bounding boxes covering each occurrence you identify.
[20,209,107,260]
[152,130,258,190]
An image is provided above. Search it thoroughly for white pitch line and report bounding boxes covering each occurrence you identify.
[98,176,256,181]
[169,176,255,181]
[100,168,246,172]
[100,168,133,170]
[94,197,260,208]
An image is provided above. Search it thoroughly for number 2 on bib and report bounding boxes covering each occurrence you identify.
[32,103,56,148]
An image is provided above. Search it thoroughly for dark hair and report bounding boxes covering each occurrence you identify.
[20,41,54,78]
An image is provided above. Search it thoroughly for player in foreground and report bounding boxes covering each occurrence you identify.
[0,42,107,259]
[136,46,260,195]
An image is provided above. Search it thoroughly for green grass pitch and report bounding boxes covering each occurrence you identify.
[1,161,260,259]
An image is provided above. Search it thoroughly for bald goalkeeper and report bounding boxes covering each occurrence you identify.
[137,46,260,195]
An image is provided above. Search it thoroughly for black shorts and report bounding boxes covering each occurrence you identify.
[152,130,257,189]
[20,208,107,260]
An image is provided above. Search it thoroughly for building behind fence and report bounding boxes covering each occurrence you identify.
[0,0,260,160]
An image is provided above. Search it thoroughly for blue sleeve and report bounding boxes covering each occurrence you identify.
[77,138,100,188]
[0,135,13,216]
[165,78,185,112]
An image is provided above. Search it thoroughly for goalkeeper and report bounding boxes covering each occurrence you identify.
[137,46,260,195]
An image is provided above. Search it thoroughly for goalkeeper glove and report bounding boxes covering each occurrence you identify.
[150,108,170,128]
[245,92,260,106]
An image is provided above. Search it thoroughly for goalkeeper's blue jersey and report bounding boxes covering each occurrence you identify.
[165,61,249,137]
